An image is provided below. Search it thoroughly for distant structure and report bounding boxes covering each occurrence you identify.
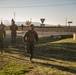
[25,21,31,27]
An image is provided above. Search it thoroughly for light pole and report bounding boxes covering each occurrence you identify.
[14,12,16,21]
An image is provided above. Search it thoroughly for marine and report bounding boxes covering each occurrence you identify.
[23,24,38,62]
[10,19,18,46]
[0,22,6,53]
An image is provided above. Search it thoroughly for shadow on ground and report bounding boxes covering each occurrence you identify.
[3,35,76,74]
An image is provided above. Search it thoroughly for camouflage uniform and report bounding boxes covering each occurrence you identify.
[0,24,6,53]
[23,29,38,61]
[10,24,18,46]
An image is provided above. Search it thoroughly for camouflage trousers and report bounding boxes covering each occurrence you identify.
[0,39,3,52]
[11,31,17,45]
[26,42,34,59]
[11,36,16,46]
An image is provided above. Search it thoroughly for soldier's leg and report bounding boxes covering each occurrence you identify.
[12,37,16,46]
[13,33,17,45]
[0,40,3,53]
[1,43,3,53]
[11,33,13,46]
[11,32,16,46]
[30,44,34,61]
[11,36,13,46]
[26,42,31,54]
[15,36,17,44]
[0,44,1,52]
[13,37,16,45]
[0,40,1,52]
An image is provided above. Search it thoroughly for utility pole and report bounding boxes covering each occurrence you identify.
[66,18,67,26]
[0,18,2,24]
[14,12,16,21]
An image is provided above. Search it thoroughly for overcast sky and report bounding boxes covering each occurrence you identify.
[0,0,76,26]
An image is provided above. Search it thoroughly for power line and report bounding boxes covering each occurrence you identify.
[0,3,76,8]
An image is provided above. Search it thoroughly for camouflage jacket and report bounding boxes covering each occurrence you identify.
[10,24,18,31]
[0,25,6,39]
[23,30,38,43]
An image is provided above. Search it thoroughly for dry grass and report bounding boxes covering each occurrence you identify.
[0,35,76,75]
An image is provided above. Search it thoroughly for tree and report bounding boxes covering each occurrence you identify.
[25,21,31,27]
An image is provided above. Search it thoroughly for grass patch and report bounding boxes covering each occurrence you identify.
[0,35,76,75]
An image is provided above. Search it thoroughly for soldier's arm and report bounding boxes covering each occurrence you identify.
[4,29,6,38]
[35,32,38,42]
